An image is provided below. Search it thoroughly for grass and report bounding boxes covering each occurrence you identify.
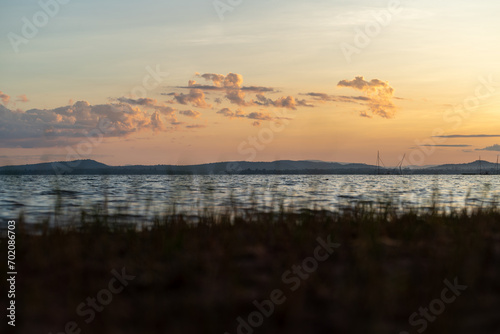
[1,199,500,334]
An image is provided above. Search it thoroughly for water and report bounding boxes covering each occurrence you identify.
[1,174,499,223]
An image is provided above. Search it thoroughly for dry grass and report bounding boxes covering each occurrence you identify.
[1,202,500,333]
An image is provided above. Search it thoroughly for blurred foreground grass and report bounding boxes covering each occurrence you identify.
[1,202,500,334]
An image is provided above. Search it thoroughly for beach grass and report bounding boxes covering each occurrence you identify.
[1,196,500,333]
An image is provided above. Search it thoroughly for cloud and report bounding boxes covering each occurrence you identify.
[167,115,185,126]
[223,73,244,89]
[197,72,243,89]
[359,111,372,118]
[117,97,176,116]
[226,89,251,106]
[216,108,246,119]
[296,99,315,107]
[117,97,158,106]
[216,108,278,124]
[166,72,310,125]
[304,92,331,101]
[192,74,253,107]
[0,91,10,105]
[190,73,275,92]
[167,89,211,109]
[186,124,206,129]
[183,84,223,91]
[182,84,274,93]
[174,73,285,109]
[337,76,396,118]
[433,134,500,138]
[476,144,500,152]
[198,73,226,87]
[246,112,273,121]
[0,92,29,105]
[274,96,297,109]
[302,92,370,104]
[241,86,275,93]
[0,100,180,148]
[16,94,29,103]
[149,111,164,131]
[155,105,176,115]
[420,144,472,147]
[179,110,201,118]
[255,94,297,110]
[298,91,397,111]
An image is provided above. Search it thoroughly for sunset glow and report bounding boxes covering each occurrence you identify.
[1,0,499,166]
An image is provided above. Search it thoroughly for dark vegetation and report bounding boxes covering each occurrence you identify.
[1,199,499,333]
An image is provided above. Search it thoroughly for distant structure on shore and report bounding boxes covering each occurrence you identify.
[376,151,407,175]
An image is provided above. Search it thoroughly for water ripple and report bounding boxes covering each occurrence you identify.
[1,174,499,223]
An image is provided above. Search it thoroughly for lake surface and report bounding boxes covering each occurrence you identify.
[1,174,499,223]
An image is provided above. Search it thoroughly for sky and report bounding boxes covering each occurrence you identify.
[1,0,500,167]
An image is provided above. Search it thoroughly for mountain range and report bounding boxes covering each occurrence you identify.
[0,159,499,175]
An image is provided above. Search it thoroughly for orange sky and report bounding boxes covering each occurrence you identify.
[1,0,499,167]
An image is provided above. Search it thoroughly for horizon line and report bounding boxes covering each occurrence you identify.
[0,157,499,169]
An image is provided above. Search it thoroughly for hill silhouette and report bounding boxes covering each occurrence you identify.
[0,159,498,175]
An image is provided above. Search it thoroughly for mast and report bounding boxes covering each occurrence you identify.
[377,151,380,175]
[497,155,499,175]
[397,153,406,175]
[479,156,482,174]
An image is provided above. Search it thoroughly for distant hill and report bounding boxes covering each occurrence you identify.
[0,159,378,175]
[422,160,498,174]
[0,159,108,174]
[0,159,498,175]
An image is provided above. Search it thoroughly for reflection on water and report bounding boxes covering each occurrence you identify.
[0,174,499,223]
